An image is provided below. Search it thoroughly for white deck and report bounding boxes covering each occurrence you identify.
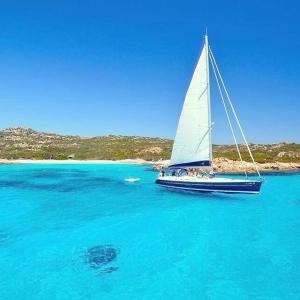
[157,175,260,183]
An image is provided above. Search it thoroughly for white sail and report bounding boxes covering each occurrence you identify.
[170,35,212,167]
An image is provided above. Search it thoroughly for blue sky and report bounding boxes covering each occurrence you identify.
[0,0,299,143]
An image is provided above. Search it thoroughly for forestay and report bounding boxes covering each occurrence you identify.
[170,36,212,167]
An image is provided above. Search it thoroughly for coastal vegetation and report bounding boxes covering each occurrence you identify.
[0,127,299,163]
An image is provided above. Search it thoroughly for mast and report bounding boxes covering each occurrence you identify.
[205,34,213,164]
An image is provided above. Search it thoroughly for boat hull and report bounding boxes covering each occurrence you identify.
[155,178,262,194]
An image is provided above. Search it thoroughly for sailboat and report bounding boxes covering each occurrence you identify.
[155,34,263,194]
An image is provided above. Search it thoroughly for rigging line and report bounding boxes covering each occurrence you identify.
[209,51,248,177]
[208,46,261,177]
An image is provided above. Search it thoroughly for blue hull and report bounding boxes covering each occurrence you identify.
[155,179,262,194]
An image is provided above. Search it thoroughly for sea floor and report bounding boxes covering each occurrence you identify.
[0,163,300,300]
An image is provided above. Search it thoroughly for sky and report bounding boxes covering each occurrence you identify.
[0,0,299,143]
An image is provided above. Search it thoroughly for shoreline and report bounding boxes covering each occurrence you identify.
[1,158,300,174]
[0,158,151,165]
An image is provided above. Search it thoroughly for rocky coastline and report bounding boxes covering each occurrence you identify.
[1,127,300,173]
[212,158,300,174]
[151,157,300,174]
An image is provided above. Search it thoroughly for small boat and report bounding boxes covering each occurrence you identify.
[124,177,140,182]
[155,34,263,194]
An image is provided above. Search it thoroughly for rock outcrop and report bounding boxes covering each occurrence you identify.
[152,158,300,173]
[212,158,300,173]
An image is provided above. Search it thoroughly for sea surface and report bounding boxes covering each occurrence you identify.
[0,163,299,300]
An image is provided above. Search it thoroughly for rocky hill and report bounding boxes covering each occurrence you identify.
[213,142,300,163]
[0,127,172,160]
[0,127,299,162]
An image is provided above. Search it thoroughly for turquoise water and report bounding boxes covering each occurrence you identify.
[0,163,300,300]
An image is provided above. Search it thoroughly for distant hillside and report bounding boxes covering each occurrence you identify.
[213,142,300,163]
[0,127,299,162]
[0,127,172,161]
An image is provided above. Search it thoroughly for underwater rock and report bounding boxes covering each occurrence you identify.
[84,245,119,273]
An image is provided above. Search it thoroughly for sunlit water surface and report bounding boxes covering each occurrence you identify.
[0,164,300,299]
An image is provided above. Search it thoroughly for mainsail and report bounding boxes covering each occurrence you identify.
[170,35,212,167]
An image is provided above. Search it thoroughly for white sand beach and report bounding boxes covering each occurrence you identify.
[0,158,152,165]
